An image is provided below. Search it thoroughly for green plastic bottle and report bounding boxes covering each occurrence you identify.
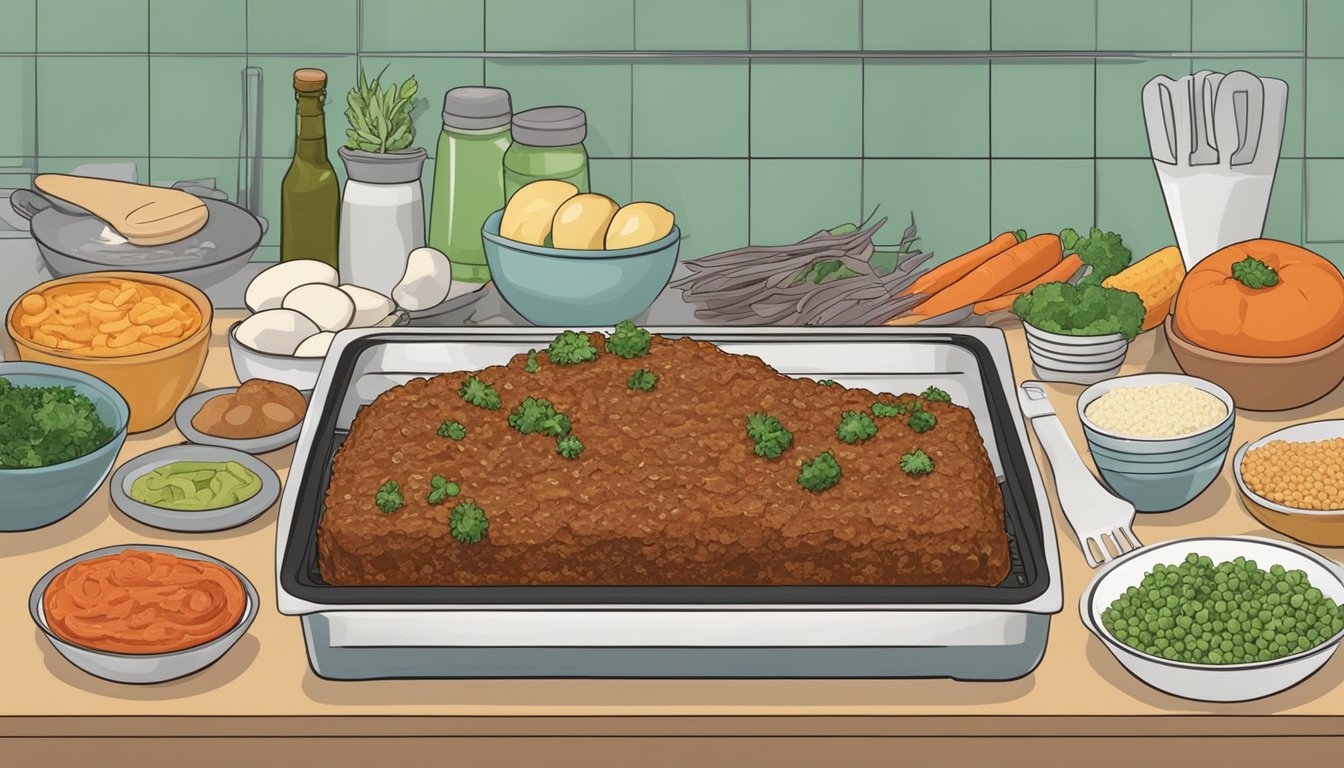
[428,87,513,284]
[502,106,590,200]
[280,68,340,267]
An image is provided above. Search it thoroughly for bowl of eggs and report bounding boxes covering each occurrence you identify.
[229,256,451,390]
[482,180,679,326]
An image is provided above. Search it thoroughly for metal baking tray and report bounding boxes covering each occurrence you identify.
[276,327,1063,680]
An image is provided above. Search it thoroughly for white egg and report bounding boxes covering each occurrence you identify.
[391,247,453,311]
[294,331,335,358]
[234,309,319,355]
[282,283,355,332]
[244,259,338,313]
[338,284,397,327]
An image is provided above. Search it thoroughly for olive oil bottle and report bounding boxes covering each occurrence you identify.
[281,68,339,266]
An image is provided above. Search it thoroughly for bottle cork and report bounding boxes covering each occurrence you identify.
[293,68,327,92]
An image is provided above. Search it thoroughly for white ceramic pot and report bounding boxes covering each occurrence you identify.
[338,147,427,297]
[1023,322,1130,385]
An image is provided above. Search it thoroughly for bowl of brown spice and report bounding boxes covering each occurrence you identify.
[1235,420,1344,546]
[174,379,309,454]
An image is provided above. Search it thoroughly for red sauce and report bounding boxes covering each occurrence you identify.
[43,549,245,654]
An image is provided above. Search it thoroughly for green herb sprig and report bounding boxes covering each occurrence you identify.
[746,412,793,459]
[798,450,842,492]
[449,501,489,544]
[628,369,658,391]
[459,375,502,410]
[900,449,935,476]
[375,480,404,513]
[427,475,461,505]
[345,65,418,153]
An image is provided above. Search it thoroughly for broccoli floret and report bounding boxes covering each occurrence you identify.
[449,500,489,544]
[375,480,403,514]
[427,474,461,505]
[458,375,502,410]
[871,400,908,418]
[1065,226,1133,286]
[921,386,952,403]
[556,435,585,459]
[525,349,539,373]
[548,331,600,365]
[627,369,658,391]
[907,410,937,433]
[836,410,877,444]
[816,379,839,387]
[746,412,793,459]
[607,320,652,359]
[508,396,572,438]
[798,450,842,493]
[900,449,935,476]
[1011,282,1145,342]
[436,420,467,440]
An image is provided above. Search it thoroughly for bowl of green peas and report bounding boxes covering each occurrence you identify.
[1081,536,1344,702]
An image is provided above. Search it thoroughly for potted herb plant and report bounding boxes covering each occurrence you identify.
[337,65,429,297]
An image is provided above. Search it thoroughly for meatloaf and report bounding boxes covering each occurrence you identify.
[318,333,1010,586]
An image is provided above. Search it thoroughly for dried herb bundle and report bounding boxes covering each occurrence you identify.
[672,213,937,325]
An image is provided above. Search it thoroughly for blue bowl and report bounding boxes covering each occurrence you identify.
[1093,444,1233,514]
[0,362,130,532]
[1085,420,1234,466]
[1075,373,1237,513]
[481,209,680,326]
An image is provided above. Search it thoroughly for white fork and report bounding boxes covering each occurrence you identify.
[1017,381,1142,568]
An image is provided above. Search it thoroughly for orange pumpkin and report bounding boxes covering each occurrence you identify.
[1174,240,1344,357]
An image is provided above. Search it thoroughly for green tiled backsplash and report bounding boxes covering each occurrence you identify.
[1,0,1341,267]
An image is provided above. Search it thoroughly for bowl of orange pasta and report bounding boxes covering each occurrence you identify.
[6,272,212,432]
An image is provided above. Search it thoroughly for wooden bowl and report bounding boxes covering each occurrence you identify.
[1164,315,1344,411]
[1234,420,1344,546]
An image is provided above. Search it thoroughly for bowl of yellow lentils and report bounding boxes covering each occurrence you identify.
[1235,419,1344,546]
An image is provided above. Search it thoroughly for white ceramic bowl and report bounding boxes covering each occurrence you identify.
[30,544,258,684]
[1081,536,1344,702]
[227,321,323,391]
[1022,322,1130,385]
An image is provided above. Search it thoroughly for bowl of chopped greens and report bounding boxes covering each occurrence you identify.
[1081,536,1344,702]
[0,362,130,531]
[1014,281,1146,385]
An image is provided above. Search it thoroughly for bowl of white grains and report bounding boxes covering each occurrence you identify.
[1076,374,1236,512]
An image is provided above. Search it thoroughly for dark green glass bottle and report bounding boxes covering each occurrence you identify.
[281,68,340,267]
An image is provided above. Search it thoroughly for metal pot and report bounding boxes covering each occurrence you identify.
[10,188,264,290]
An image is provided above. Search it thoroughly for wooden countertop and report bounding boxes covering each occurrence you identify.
[5,312,1344,762]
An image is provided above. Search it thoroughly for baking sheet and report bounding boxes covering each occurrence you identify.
[277,327,1058,610]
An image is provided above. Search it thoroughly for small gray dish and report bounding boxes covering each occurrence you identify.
[174,386,310,454]
[110,445,281,533]
[29,543,258,685]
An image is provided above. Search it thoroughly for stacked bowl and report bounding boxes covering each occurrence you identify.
[1076,373,1236,513]
[1022,322,1129,385]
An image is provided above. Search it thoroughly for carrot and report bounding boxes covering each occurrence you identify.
[901,234,1063,320]
[901,232,1020,297]
[971,254,1085,314]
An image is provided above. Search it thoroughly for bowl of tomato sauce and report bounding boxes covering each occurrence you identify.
[29,544,256,684]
